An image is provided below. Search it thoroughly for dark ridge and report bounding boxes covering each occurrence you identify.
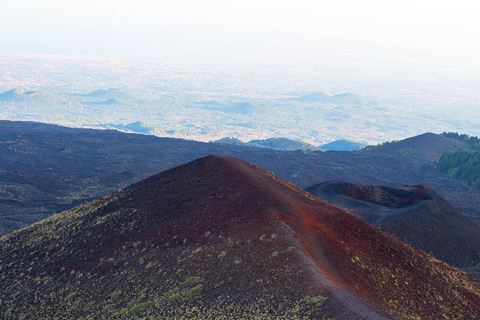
[212,137,318,151]
[363,132,470,161]
[1,120,480,238]
[320,139,367,151]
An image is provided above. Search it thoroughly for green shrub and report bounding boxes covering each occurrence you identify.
[183,276,202,286]
[191,247,203,254]
[164,290,181,302]
[185,284,203,299]
[110,290,122,299]
[65,292,77,302]
[129,301,154,313]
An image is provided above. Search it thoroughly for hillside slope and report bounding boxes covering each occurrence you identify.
[1,156,479,319]
[0,89,63,103]
[306,181,480,270]
[363,132,470,161]
[320,139,366,151]
[1,121,480,236]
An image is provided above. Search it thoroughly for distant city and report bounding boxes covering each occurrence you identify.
[0,53,479,146]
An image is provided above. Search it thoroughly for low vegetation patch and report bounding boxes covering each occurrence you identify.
[129,301,154,313]
[183,276,203,286]
[438,150,480,189]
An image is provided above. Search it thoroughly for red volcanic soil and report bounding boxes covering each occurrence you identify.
[1,156,480,319]
[311,181,434,208]
[306,181,480,270]
[363,132,470,161]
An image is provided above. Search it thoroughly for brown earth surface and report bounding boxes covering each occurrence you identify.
[1,156,479,319]
[306,181,480,271]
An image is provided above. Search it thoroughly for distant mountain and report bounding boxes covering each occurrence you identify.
[293,91,333,102]
[249,137,317,151]
[332,92,359,100]
[212,137,251,147]
[292,92,371,106]
[363,132,470,161]
[98,121,153,134]
[212,137,318,151]
[223,102,258,115]
[71,88,134,101]
[81,98,121,105]
[320,139,367,151]
[0,88,63,103]
[1,156,479,319]
[197,100,226,107]
[306,181,480,270]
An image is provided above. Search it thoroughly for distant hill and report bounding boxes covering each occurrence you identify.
[71,88,134,101]
[212,137,251,147]
[331,93,378,107]
[212,137,318,151]
[98,121,153,134]
[320,139,367,151]
[293,91,333,102]
[292,92,372,106]
[0,89,63,103]
[81,98,121,105]
[363,132,470,161]
[249,137,317,151]
[222,102,258,115]
[332,92,359,100]
[197,100,226,107]
[1,156,479,319]
[306,181,480,270]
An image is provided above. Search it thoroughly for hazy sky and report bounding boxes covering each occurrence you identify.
[1,0,479,62]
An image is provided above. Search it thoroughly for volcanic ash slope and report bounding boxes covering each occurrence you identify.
[1,155,479,319]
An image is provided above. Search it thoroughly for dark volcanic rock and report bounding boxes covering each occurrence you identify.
[363,132,470,161]
[1,121,480,237]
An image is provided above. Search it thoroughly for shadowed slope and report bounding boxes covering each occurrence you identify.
[363,132,469,161]
[306,181,480,269]
[1,156,480,319]
[2,121,480,237]
[307,182,434,209]
[320,139,367,151]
